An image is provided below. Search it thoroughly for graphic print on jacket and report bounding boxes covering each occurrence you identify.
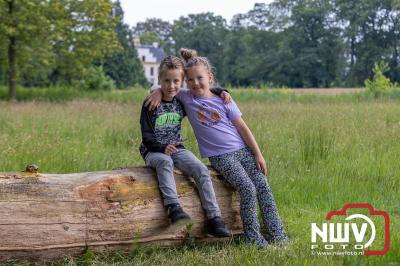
[139,98,185,158]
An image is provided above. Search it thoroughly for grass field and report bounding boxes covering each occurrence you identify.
[0,87,399,265]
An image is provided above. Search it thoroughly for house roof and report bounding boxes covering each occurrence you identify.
[136,45,165,63]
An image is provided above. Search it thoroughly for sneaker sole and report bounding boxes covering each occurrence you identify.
[206,232,232,238]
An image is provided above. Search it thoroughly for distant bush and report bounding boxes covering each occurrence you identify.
[364,62,393,97]
[80,66,116,91]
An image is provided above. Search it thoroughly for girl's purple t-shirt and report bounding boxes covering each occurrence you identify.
[176,89,246,158]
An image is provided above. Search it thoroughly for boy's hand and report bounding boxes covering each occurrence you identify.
[164,144,178,156]
[145,86,162,111]
[221,91,232,104]
[255,154,268,176]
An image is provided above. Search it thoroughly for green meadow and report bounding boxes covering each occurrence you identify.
[0,87,399,265]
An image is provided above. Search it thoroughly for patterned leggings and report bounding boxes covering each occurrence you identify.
[209,147,288,248]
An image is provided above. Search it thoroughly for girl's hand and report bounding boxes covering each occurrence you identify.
[255,154,268,176]
[164,144,177,156]
[221,91,232,104]
[145,87,162,111]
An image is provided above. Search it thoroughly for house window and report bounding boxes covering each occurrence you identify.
[142,56,145,62]
[150,67,154,76]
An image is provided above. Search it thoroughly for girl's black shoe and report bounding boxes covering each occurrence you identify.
[206,216,231,237]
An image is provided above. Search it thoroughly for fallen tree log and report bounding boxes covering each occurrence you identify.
[0,166,242,263]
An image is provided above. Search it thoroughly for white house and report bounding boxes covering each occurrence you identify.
[134,37,165,85]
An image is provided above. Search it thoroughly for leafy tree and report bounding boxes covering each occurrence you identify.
[102,0,146,88]
[133,18,173,52]
[171,13,229,82]
[230,3,281,31]
[382,0,400,83]
[138,31,162,45]
[226,3,293,87]
[0,0,119,100]
[271,0,345,87]
[334,0,399,85]
[48,0,119,84]
[222,28,284,86]
[226,1,344,87]
[0,0,55,99]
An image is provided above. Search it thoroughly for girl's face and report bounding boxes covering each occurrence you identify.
[159,69,183,101]
[186,65,213,98]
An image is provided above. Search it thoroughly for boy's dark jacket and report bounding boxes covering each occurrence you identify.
[139,97,185,159]
[139,87,227,159]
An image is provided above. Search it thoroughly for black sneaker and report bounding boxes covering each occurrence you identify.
[167,203,191,224]
[206,216,231,237]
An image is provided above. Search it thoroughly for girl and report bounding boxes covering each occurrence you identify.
[140,55,231,237]
[147,49,288,248]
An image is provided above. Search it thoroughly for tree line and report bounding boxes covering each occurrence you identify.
[135,0,399,88]
[1,0,399,100]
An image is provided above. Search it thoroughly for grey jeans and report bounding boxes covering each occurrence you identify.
[145,148,221,219]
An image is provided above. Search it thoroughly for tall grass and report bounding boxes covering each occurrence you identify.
[299,122,336,168]
[0,93,399,265]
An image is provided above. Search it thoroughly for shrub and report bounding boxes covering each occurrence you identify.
[364,62,393,97]
[81,66,116,91]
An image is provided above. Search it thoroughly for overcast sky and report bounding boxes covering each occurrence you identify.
[120,0,270,27]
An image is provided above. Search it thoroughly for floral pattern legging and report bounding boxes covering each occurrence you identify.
[209,147,288,248]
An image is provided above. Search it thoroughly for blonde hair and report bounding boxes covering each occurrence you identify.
[179,48,215,84]
[158,55,185,80]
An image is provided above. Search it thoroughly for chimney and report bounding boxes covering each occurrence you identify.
[152,42,159,48]
[133,36,140,46]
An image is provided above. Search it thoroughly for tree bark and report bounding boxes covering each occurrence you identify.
[0,166,242,263]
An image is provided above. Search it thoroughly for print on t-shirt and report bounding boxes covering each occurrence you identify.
[195,106,222,126]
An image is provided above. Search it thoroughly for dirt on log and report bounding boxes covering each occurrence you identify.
[0,166,242,263]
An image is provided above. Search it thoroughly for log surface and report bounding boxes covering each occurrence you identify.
[0,167,242,262]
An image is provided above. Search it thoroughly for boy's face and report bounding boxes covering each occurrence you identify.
[186,65,213,98]
[159,69,183,100]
